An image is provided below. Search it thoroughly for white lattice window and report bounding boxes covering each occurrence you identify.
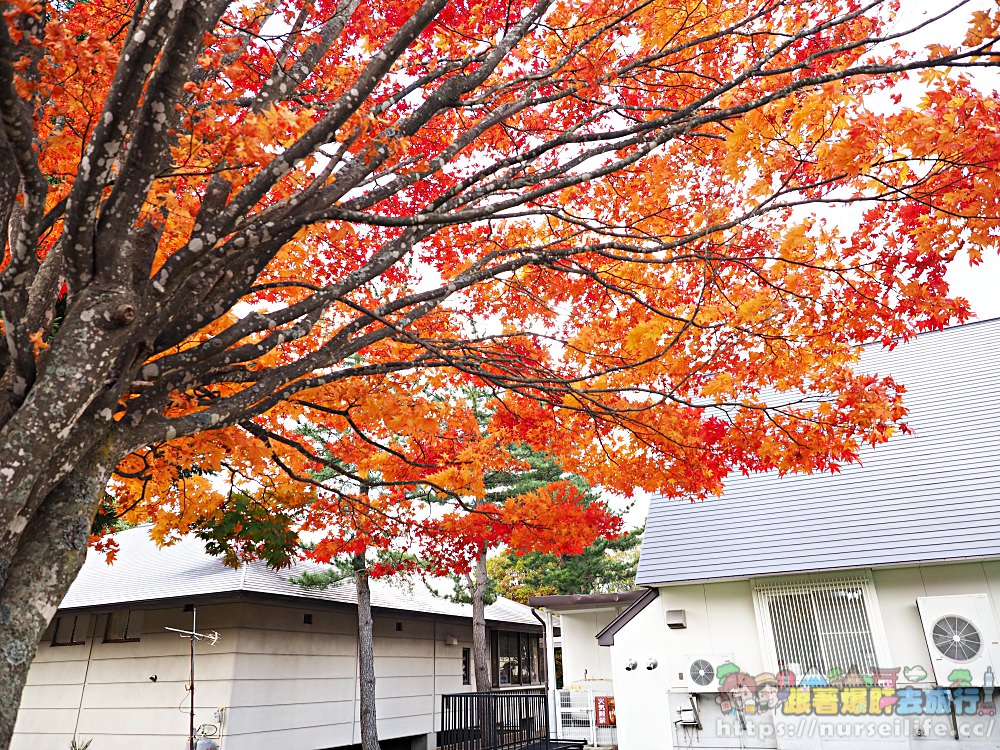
[753,575,886,677]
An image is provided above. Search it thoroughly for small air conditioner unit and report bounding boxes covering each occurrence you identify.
[675,654,736,692]
[916,594,1000,687]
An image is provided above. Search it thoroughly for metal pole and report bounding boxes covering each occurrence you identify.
[543,611,557,689]
[190,606,196,750]
[166,613,219,750]
[588,689,597,747]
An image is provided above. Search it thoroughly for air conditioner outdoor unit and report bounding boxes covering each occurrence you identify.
[916,594,1000,687]
[675,654,736,692]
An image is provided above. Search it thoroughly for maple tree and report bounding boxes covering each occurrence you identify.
[0,0,999,741]
[287,432,620,746]
[428,477,621,690]
[297,470,385,750]
[420,441,624,690]
[294,424,622,695]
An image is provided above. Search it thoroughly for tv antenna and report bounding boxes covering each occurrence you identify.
[166,605,221,749]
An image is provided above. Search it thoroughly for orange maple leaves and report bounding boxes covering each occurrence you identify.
[7,0,992,573]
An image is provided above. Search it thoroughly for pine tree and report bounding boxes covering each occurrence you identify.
[488,527,643,604]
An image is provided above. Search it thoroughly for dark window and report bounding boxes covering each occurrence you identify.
[491,631,544,687]
[104,610,142,643]
[520,634,532,684]
[462,647,471,685]
[530,638,540,684]
[51,615,87,646]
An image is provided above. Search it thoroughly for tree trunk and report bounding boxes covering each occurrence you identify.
[0,446,113,749]
[471,551,491,692]
[469,551,500,748]
[354,553,379,750]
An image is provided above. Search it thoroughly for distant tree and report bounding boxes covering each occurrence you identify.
[295,546,382,750]
[488,526,643,604]
[428,442,626,688]
[290,440,389,750]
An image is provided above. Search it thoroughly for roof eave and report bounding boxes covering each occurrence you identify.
[635,553,1000,589]
[528,590,646,612]
[595,588,659,647]
[56,590,543,631]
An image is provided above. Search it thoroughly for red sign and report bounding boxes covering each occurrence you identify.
[595,695,616,727]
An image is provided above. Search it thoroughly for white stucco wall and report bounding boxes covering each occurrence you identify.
[12,601,496,750]
[608,594,673,750]
[612,562,1000,750]
[223,602,476,750]
[14,603,241,750]
[560,610,617,688]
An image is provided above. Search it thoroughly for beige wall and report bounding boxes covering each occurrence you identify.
[559,610,619,688]
[13,601,490,750]
[611,562,1000,750]
[15,603,241,750]
[872,562,1000,675]
[609,596,674,750]
[224,602,477,750]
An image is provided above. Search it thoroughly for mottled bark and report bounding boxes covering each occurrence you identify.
[471,551,491,692]
[0,447,114,749]
[0,282,139,574]
[470,551,500,747]
[353,553,380,750]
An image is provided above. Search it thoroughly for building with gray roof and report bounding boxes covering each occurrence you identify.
[636,317,1000,587]
[601,320,1000,750]
[13,527,544,750]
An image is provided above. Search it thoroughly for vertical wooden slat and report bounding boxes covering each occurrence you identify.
[812,586,831,673]
[838,584,860,672]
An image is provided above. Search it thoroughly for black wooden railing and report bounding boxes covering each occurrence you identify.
[440,689,550,750]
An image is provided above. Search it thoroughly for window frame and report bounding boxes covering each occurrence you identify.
[752,572,890,678]
[462,647,471,686]
[490,630,545,688]
[50,615,88,647]
[103,609,143,643]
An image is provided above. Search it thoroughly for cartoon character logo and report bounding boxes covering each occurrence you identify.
[873,667,900,688]
[903,665,927,683]
[776,666,797,701]
[948,668,974,688]
[718,671,758,715]
[799,666,829,687]
[979,666,996,716]
[755,672,782,712]
[716,661,742,684]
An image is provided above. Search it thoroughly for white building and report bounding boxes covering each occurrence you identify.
[13,527,546,750]
[530,592,644,747]
[530,592,643,692]
[604,319,1000,749]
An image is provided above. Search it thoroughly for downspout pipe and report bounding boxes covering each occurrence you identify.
[532,607,559,737]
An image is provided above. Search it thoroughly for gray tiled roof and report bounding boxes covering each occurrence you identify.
[60,526,539,627]
[636,318,1000,586]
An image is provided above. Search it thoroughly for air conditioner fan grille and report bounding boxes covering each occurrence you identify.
[690,659,715,686]
[931,616,982,662]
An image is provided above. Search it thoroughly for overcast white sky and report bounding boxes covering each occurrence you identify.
[946,255,1000,320]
